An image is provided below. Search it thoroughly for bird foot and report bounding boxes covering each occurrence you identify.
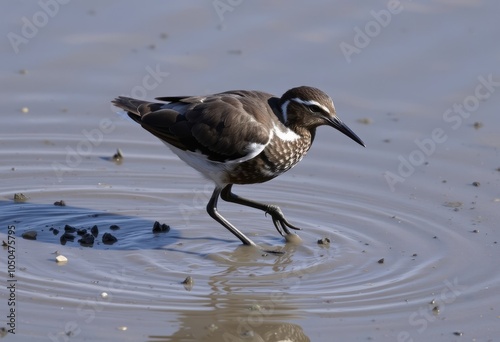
[265,205,301,236]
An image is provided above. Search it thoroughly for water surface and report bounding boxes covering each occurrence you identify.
[1,1,499,341]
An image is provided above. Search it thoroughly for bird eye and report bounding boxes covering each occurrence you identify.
[307,104,322,113]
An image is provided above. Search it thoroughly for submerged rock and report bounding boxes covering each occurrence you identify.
[78,233,95,247]
[102,233,117,245]
[54,200,66,206]
[317,237,331,245]
[90,225,99,237]
[152,221,170,233]
[21,231,37,240]
[14,193,29,202]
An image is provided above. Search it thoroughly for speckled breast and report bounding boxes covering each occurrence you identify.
[226,132,312,185]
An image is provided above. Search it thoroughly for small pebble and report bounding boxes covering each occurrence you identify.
[182,276,194,291]
[472,229,479,233]
[152,221,170,233]
[90,225,99,237]
[432,306,440,314]
[64,225,77,233]
[182,276,193,285]
[117,326,127,331]
[2,241,7,247]
[54,200,66,206]
[101,292,108,299]
[377,258,385,264]
[76,228,87,236]
[317,237,331,245]
[453,331,463,336]
[78,233,94,247]
[473,122,483,129]
[13,193,29,202]
[102,233,118,245]
[109,224,120,231]
[21,231,37,240]
[112,148,123,162]
[21,107,29,113]
[472,181,480,187]
[56,255,68,263]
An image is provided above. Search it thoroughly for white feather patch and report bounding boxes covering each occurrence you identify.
[281,99,290,123]
[162,143,227,185]
[230,142,267,163]
[272,123,300,142]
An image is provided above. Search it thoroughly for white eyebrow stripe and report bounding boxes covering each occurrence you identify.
[291,98,330,114]
[280,99,290,123]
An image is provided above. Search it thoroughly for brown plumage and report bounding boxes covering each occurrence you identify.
[112,86,365,249]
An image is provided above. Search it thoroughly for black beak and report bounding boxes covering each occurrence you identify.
[328,116,366,147]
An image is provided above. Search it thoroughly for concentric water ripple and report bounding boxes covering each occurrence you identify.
[3,1,500,340]
[2,131,498,342]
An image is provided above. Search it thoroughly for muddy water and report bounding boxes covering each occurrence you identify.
[1,1,500,341]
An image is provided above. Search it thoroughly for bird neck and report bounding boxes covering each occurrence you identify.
[286,123,316,144]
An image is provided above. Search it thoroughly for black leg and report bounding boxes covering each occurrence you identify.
[220,184,301,236]
[206,186,257,247]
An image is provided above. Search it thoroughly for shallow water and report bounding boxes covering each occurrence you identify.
[1,1,500,341]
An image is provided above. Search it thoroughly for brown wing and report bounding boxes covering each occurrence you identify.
[112,92,275,163]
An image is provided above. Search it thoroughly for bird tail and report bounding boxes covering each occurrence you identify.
[112,96,164,123]
[111,96,148,113]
